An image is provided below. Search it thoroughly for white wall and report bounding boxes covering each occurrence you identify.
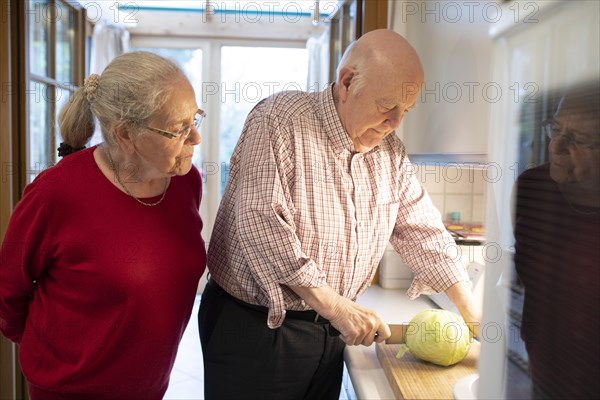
[390,0,493,156]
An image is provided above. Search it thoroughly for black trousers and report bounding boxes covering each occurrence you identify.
[198,280,346,400]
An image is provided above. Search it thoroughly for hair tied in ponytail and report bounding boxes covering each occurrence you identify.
[84,74,100,103]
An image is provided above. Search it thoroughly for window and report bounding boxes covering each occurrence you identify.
[219,46,308,196]
[0,1,86,397]
[26,0,86,182]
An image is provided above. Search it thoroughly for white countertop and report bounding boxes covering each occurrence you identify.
[343,285,438,400]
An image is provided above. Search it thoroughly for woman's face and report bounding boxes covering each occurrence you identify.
[133,79,202,177]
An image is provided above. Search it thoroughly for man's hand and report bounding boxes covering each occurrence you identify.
[327,295,392,346]
[288,284,391,346]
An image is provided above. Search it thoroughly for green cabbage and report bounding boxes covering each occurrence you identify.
[396,309,472,366]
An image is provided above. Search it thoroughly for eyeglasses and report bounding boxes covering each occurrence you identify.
[145,109,206,140]
[542,119,600,150]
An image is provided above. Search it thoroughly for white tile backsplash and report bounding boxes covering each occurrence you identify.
[473,170,485,195]
[472,194,486,224]
[418,165,445,194]
[428,194,445,216]
[417,164,487,224]
[444,194,473,223]
[443,166,473,194]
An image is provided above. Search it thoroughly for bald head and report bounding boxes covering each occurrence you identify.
[337,29,424,90]
[333,30,425,153]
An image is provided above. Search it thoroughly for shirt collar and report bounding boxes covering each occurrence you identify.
[319,83,387,157]
[320,83,355,156]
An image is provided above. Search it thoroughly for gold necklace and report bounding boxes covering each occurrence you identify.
[105,147,168,207]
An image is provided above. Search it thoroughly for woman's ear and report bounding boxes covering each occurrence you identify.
[113,123,136,155]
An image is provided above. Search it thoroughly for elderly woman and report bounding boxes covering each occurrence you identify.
[0,51,206,399]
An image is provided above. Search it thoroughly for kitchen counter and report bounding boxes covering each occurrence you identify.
[342,285,439,399]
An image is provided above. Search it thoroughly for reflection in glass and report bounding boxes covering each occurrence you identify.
[511,80,600,399]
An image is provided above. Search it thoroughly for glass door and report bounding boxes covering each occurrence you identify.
[218,45,309,197]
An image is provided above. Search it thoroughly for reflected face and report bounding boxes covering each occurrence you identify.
[548,104,600,187]
[338,71,423,153]
[133,79,202,177]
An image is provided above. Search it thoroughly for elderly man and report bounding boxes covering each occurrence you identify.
[514,81,600,399]
[199,29,480,399]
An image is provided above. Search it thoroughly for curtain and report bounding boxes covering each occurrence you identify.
[90,21,130,74]
[306,30,330,92]
[89,22,130,145]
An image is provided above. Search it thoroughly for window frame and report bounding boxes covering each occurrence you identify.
[0,2,86,398]
[24,0,86,182]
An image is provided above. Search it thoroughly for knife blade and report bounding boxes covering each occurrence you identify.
[383,323,412,344]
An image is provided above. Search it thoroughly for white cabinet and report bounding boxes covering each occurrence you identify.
[391,0,494,157]
[378,243,413,289]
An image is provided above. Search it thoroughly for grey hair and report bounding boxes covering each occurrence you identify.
[335,40,368,95]
[59,51,187,149]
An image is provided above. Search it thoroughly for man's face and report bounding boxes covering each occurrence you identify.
[548,104,600,188]
[339,71,423,153]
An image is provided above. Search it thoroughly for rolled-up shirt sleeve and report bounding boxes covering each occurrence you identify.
[389,158,469,299]
[235,106,327,328]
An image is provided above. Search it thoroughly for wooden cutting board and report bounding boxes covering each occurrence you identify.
[376,341,480,399]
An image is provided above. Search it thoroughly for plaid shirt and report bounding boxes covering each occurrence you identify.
[207,84,468,328]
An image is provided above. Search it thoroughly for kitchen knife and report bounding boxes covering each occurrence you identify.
[383,323,412,344]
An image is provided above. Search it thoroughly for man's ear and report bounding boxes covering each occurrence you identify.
[113,123,136,155]
[338,67,356,103]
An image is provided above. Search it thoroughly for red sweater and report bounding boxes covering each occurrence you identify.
[0,146,206,399]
